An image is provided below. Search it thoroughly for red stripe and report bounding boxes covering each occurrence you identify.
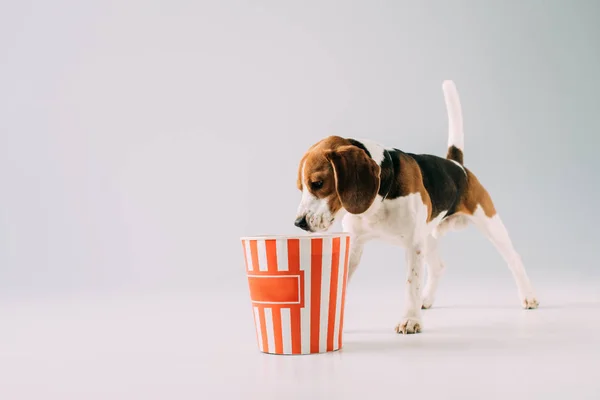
[288,239,300,272]
[288,239,302,354]
[272,308,283,354]
[291,308,301,354]
[338,236,350,348]
[310,238,323,353]
[258,307,269,352]
[326,237,340,351]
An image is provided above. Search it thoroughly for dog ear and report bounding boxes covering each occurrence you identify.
[325,145,381,214]
[297,153,308,190]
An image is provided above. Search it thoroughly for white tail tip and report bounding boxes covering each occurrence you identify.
[442,80,456,91]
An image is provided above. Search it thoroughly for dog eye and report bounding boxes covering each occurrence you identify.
[311,180,323,190]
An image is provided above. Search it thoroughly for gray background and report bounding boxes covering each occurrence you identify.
[1,0,598,298]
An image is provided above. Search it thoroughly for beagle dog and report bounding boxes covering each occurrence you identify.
[294,80,538,334]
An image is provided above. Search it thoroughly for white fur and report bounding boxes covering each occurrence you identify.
[431,214,469,239]
[468,206,538,309]
[354,138,386,166]
[443,80,464,151]
[342,188,449,334]
[421,235,444,309]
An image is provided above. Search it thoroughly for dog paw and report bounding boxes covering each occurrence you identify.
[394,318,422,334]
[522,297,539,309]
[421,296,434,309]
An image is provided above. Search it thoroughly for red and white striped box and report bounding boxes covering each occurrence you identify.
[241,233,351,355]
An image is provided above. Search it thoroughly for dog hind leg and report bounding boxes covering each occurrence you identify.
[469,207,539,309]
[422,235,445,309]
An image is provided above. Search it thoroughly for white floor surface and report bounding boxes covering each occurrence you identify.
[1,282,599,399]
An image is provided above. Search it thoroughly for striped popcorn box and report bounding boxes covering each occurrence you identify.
[241,233,351,355]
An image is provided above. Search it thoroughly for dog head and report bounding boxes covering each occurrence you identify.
[294,136,381,232]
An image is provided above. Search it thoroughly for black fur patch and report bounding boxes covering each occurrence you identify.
[408,152,467,219]
[346,139,396,199]
[378,149,467,219]
[378,149,400,198]
[347,139,371,158]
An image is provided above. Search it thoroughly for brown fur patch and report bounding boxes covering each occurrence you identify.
[325,145,381,214]
[395,153,434,221]
[446,146,464,164]
[297,136,355,215]
[297,136,350,188]
[454,169,497,217]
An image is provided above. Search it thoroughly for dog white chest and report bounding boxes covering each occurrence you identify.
[343,193,440,247]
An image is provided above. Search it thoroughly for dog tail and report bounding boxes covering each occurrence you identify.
[442,80,464,164]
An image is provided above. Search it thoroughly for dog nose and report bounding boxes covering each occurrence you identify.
[294,216,309,231]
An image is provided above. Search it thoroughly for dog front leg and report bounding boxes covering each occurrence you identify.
[346,237,365,284]
[342,215,367,285]
[395,242,425,334]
